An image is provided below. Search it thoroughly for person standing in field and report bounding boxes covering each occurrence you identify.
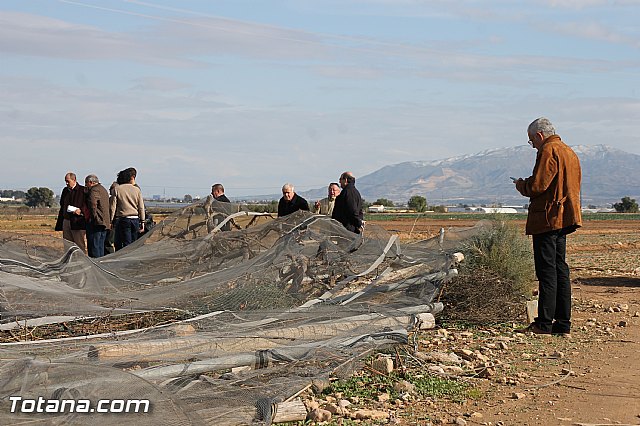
[54,172,88,254]
[110,168,145,250]
[314,182,341,216]
[84,174,110,258]
[332,171,364,234]
[277,183,309,217]
[514,117,582,338]
[211,183,230,202]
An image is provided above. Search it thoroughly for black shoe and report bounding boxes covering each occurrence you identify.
[515,323,551,335]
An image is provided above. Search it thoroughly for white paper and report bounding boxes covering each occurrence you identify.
[67,205,78,213]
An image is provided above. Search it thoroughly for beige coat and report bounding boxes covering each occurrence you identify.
[516,135,582,235]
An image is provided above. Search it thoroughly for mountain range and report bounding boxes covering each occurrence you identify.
[300,145,640,206]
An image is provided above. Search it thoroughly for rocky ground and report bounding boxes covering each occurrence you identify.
[296,217,640,426]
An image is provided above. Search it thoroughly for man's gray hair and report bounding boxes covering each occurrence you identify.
[528,117,556,138]
[85,174,100,184]
[282,183,294,192]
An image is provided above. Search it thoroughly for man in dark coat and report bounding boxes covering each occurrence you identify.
[211,183,230,202]
[277,183,309,217]
[55,172,88,254]
[514,117,582,338]
[332,171,364,234]
[84,174,111,258]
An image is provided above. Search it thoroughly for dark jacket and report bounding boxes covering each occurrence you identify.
[87,183,111,229]
[215,194,230,203]
[516,134,582,235]
[332,182,363,233]
[55,184,88,231]
[278,194,309,217]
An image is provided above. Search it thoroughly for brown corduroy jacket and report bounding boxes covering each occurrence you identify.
[516,135,582,235]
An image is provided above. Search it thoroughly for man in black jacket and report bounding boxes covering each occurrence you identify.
[55,172,88,253]
[332,171,364,234]
[211,183,230,202]
[277,183,309,217]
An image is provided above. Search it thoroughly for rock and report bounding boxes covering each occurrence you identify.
[307,408,332,422]
[456,349,475,361]
[323,403,345,415]
[377,392,390,403]
[311,378,330,393]
[498,341,509,350]
[338,399,351,409]
[469,412,483,420]
[441,365,465,375]
[353,409,389,420]
[428,365,446,375]
[512,392,526,400]
[417,351,462,364]
[306,399,320,411]
[478,367,496,378]
[455,416,468,425]
[618,320,628,327]
[393,380,416,394]
[371,356,394,374]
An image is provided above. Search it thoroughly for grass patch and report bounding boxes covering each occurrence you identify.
[324,370,477,403]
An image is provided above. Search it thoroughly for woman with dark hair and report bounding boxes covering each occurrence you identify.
[110,168,145,250]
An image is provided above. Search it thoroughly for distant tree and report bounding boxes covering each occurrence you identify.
[25,187,55,208]
[433,205,447,213]
[408,195,427,212]
[373,198,395,207]
[183,194,193,203]
[613,196,639,213]
[247,200,278,213]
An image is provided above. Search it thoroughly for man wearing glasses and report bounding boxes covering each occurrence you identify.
[514,117,582,338]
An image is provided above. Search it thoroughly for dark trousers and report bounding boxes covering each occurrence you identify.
[532,229,571,333]
[115,217,139,251]
[86,223,107,258]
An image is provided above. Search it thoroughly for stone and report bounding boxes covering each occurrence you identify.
[469,412,483,420]
[455,416,468,425]
[353,409,389,420]
[371,356,394,374]
[307,408,332,422]
[377,392,390,403]
[393,380,416,394]
[512,392,526,400]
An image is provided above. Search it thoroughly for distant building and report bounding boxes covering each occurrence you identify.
[446,206,519,214]
[0,196,16,202]
[368,205,385,213]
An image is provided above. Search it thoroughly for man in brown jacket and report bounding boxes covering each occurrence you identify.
[514,117,582,337]
[85,174,111,258]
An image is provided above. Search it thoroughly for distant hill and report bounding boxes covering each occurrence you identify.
[300,145,640,206]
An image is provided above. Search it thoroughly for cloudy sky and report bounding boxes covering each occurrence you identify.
[1,0,638,198]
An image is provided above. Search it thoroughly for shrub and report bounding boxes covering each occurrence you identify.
[441,217,535,323]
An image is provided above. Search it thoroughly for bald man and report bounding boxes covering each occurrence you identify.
[332,171,364,234]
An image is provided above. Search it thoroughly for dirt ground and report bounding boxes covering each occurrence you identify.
[371,217,640,426]
[1,212,639,425]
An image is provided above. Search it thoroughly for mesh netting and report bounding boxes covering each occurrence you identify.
[0,199,487,424]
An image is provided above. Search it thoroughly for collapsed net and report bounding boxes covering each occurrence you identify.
[0,199,487,425]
